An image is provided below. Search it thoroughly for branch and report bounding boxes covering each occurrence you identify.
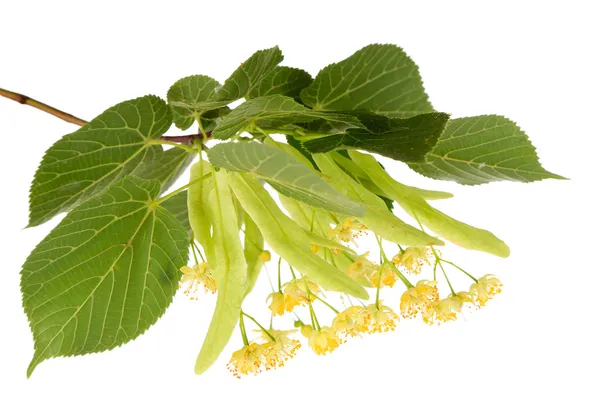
[1,87,86,126]
[0,87,207,143]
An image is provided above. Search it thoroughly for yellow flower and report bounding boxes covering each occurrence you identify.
[422,291,475,325]
[227,343,266,378]
[283,278,320,301]
[258,329,301,369]
[332,306,370,337]
[364,303,400,333]
[346,253,378,283]
[470,274,502,307]
[399,280,439,318]
[302,326,342,355]
[179,263,216,299]
[259,250,271,262]
[266,292,286,316]
[366,263,398,288]
[268,278,321,315]
[328,217,367,243]
[392,247,433,274]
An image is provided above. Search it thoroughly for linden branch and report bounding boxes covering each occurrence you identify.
[0,87,206,143]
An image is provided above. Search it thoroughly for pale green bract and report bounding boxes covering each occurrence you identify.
[409,115,565,185]
[300,44,434,117]
[21,176,189,377]
[207,141,366,217]
[351,151,511,257]
[28,95,172,227]
[194,169,248,375]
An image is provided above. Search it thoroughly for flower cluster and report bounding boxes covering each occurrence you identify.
[267,277,321,316]
[227,329,301,378]
[184,232,503,379]
[328,217,367,244]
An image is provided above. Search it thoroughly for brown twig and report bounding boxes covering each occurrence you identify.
[0,87,206,143]
[1,87,86,126]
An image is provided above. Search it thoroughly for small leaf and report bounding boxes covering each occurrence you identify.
[167,75,225,129]
[302,112,450,162]
[211,95,362,140]
[134,147,197,193]
[300,44,433,117]
[28,95,172,227]
[208,141,365,217]
[161,191,191,236]
[409,115,565,185]
[215,46,284,101]
[247,66,313,99]
[21,176,189,376]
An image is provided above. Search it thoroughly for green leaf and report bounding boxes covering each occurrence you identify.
[167,75,225,129]
[211,95,362,140]
[28,95,172,227]
[21,176,189,376]
[134,147,197,193]
[286,135,319,169]
[300,44,433,117]
[409,115,565,185]
[302,112,449,162]
[215,46,284,101]
[207,141,365,217]
[247,66,313,99]
[195,169,247,375]
[161,191,191,236]
[350,151,510,257]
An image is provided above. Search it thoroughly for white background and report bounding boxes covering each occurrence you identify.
[1,1,599,412]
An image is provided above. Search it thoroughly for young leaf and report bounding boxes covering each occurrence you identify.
[229,173,368,299]
[301,112,450,162]
[21,176,189,376]
[133,147,197,193]
[167,75,225,129]
[300,44,434,117]
[210,95,362,140]
[161,191,191,236]
[247,66,313,99]
[215,46,284,101]
[28,95,172,227]
[195,169,247,375]
[207,141,365,217]
[409,115,565,185]
[350,151,510,257]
